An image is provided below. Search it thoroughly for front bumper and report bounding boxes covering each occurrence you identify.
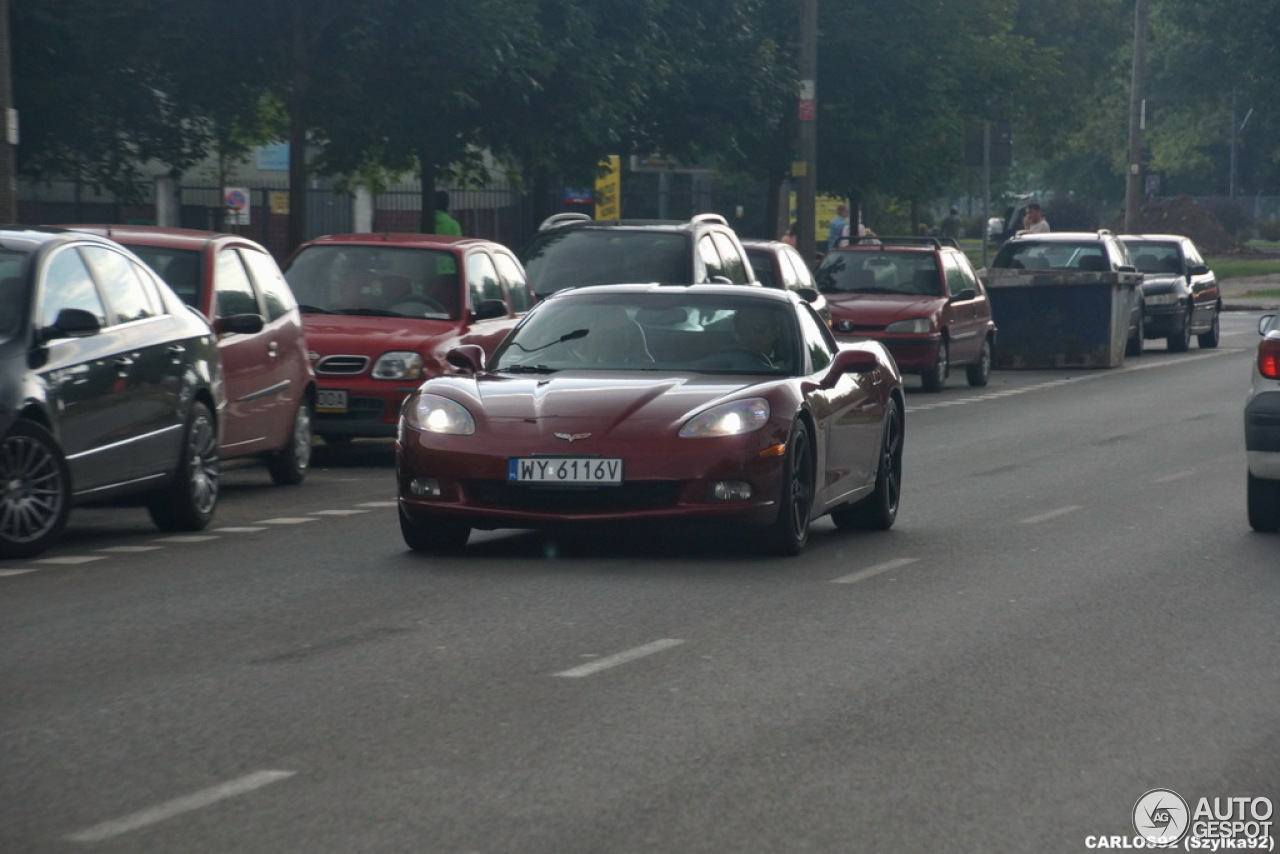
[1142,303,1188,337]
[314,384,419,438]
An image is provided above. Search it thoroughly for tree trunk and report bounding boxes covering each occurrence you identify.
[418,153,437,234]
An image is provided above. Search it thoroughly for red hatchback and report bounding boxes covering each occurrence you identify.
[69,226,317,484]
[282,233,533,443]
[816,236,997,391]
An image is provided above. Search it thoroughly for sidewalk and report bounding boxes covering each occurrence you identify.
[1220,274,1280,312]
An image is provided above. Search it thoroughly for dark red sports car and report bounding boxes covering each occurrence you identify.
[395,285,905,556]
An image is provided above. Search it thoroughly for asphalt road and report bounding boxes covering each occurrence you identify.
[2,311,1277,854]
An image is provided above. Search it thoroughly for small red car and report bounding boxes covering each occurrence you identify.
[69,225,317,484]
[816,236,997,391]
[282,233,533,443]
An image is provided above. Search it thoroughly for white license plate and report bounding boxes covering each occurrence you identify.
[508,457,623,484]
[316,389,348,413]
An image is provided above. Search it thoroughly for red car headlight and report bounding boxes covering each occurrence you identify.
[679,398,770,438]
[403,394,475,435]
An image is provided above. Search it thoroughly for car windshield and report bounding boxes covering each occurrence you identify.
[815,251,941,296]
[284,245,462,320]
[1122,242,1182,274]
[991,241,1106,271]
[122,245,202,307]
[490,293,798,375]
[0,249,30,341]
[522,230,690,294]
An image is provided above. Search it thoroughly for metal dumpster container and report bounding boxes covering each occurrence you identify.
[983,268,1142,369]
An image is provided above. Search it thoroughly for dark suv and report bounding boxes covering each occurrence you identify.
[519,213,759,299]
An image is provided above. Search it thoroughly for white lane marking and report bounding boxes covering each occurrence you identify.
[65,770,296,843]
[214,526,268,533]
[832,557,918,584]
[34,556,106,565]
[256,517,318,525]
[1152,470,1194,484]
[554,639,685,678]
[154,535,219,544]
[1019,505,1082,524]
[98,546,164,553]
[310,509,370,516]
[357,501,397,508]
[0,568,37,577]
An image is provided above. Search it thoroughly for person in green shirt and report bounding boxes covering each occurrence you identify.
[434,191,462,236]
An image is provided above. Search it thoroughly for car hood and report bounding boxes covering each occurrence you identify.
[1139,273,1184,294]
[822,292,944,323]
[303,313,454,355]
[433,373,777,438]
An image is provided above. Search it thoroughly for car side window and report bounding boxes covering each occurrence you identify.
[80,245,158,325]
[711,232,749,284]
[40,246,108,329]
[942,253,974,297]
[784,248,815,288]
[214,247,261,318]
[465,252,503,308]
[796,304,836,372]
[493,250,532,313]
[696,235,725,283]
[239,247,294,321]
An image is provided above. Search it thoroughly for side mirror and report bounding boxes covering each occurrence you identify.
[471,299,507,322]
[445,344,487,373]
[1117,265,1138,273]
[821,347,879,388]
[1260,315,1276,337]
[40,307,101,342]
[793,286,820,304]
[1189,263,1209,276]
[213,313,265,335]
[952,288,977,302]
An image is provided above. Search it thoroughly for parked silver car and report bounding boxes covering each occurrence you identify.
[1245,312,1280,532]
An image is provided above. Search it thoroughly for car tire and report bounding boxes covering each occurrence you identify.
[831,396,903,532]
[1167,310,1192,352]
[759,420,814,556]
[267,401,313,486]
[921,339,948,393]
[1126,310,1144,357]
[966,337,992,387]
[1197,308,1221,349]
[0,421,72,560]
[400,507,471,553]
[147,401,219,531]
[1247,472,1280,533]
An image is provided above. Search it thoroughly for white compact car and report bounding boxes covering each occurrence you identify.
[1245,312,1280,532]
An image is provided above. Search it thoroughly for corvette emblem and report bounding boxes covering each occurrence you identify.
[554,432,592,443]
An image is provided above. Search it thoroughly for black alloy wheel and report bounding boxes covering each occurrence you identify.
[966,337,992,387]
[832,396,903,531]
[1168,309,1192,352]
[921,339,948,392]
[148,401,219,531]
[0,422,72,559]
[1198,308,1221,349]
[267,400,314,485]
[761,420,814,556]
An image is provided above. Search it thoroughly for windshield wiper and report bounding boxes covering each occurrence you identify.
[493,364,559,374]
[297,304,330,314]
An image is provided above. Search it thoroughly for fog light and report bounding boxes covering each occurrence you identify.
[409,477,442,498]
[710,480,753,501]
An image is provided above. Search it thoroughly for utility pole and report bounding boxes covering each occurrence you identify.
[0,0,17,223]
[1123,0,1148,233]
[795,0,817,260]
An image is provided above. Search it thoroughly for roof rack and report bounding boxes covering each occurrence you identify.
[689,213,729,226]
[538,212,592,231]
[840,235,957,249]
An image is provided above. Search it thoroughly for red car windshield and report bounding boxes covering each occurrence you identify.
[285,245,462,320]
[816,252,940,296]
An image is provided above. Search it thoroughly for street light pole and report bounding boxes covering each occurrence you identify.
[1124,0,1148,233]
[795,0,817,260]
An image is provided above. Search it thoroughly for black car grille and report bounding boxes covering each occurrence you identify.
[464,480,681,511]
[316,355,370,375]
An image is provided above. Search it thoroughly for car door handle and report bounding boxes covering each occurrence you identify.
[167,344,186,356]
[267,341,279,358]
[112,355,135,368]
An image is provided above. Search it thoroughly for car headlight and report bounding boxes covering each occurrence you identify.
[373,351,425,380]
[884,318,933,334]
[1144,293,1180,306]
[403,394,475,435]
[679,398,770,437]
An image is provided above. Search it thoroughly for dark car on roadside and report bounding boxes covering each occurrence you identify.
[518,213,759,300]
[282,233,533,444]
[816,236,997,391]
[69,226,317,483]
[740,238,829,322]
[1119,234,1221,351]
[0,227,226,559]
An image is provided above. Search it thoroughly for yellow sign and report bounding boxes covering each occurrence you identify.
[594,156,621,220]
[268,191,290,216]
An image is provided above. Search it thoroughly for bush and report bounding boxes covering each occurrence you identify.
[1258,220,1280,241]
[1200,198,1252,237]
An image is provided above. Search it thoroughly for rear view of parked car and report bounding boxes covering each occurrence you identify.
[1245,312,1280,532]
[69,226,316,484]
[0,227,225,559]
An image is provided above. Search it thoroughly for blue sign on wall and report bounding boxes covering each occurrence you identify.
[256,143,290,171]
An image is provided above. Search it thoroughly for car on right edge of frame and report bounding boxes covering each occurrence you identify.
[1118,234,1221,351]
[1245,311,1280,532]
